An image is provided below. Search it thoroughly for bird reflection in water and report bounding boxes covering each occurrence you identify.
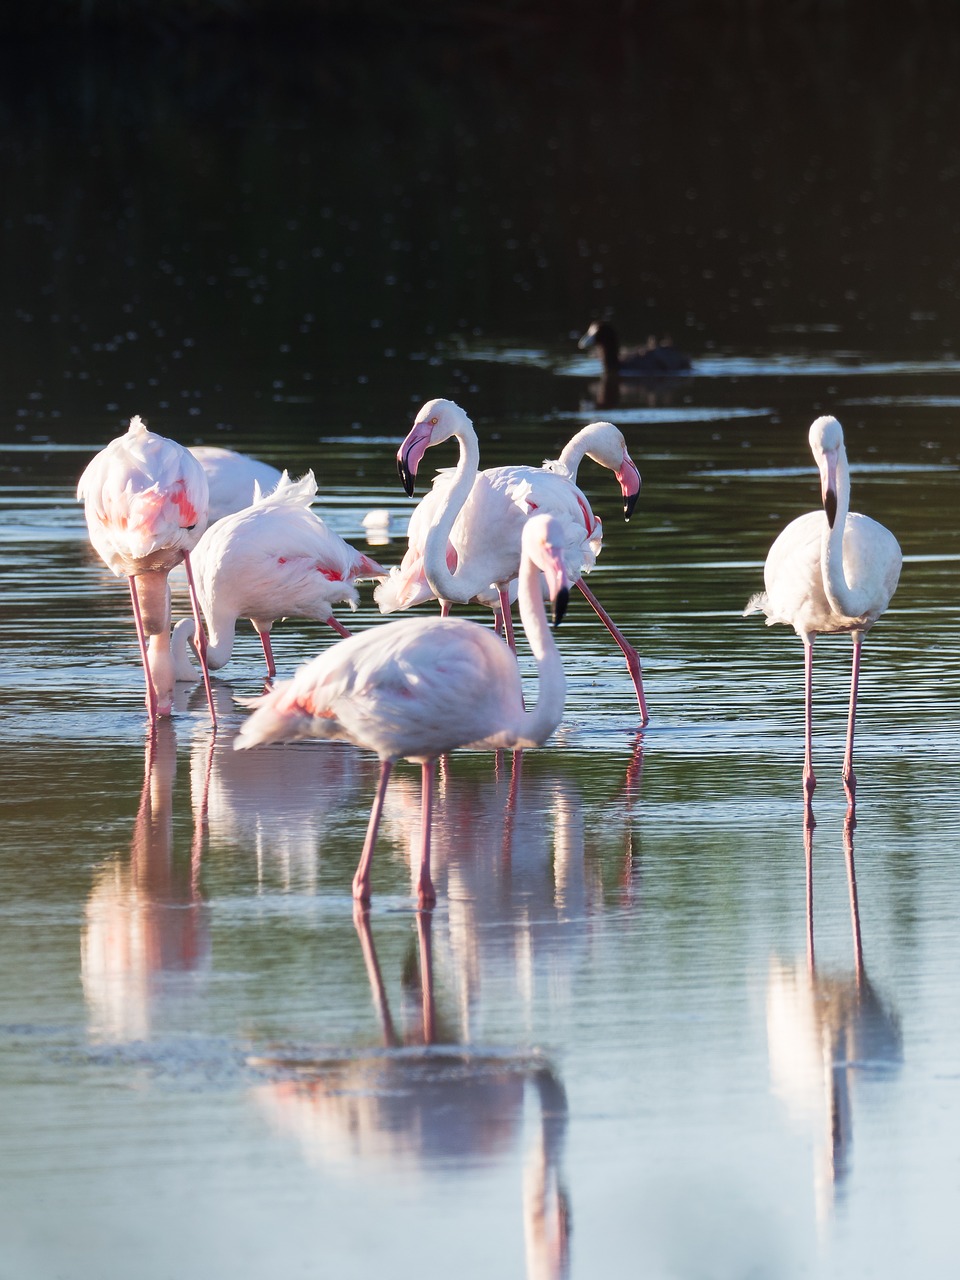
[187,684,364,892]
[378,737,644,1032]
[81,720,211,1041]
[250,908,571,1280]
[766,816,902,1227]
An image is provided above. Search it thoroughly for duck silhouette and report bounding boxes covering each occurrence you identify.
[578,320,692,377]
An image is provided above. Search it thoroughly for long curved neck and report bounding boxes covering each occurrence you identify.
[820,446,863,617]
[171,614,236,675]
[511,559,566,748]
[421,423,481,602]
[554,429,590,483]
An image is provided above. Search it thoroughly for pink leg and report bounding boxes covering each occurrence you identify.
[257,629,277,679]
[128,576,158,720]
[325,616,352,639]
[803,817,815,972]
[842,812,864,975]
[498,586,517,653]
[440,600,452,618]
[417,760,437,908]
[182,552,217,729]
[843,636,862,813]
[353,902,399,1046]
[575,578,649,725]
[415,910,436,1042]
[803,638,816,812]
[353,759,393,904]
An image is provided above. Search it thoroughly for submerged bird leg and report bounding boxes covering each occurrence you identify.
[843,635,862,813]
[575,578,649,725]
[352,759,393,905]
[353,902,400,1047]
[182,551,218,730]
[803,638,816,812]
[128,575,158,720]
[325,616,353,639]
[415,910,436,1041]
[417,760,438,909]
[803,818,815,972]
[255,626,277,679]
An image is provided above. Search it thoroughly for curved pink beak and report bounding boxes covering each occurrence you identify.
[616,454,642,520]
[397,420,434,496]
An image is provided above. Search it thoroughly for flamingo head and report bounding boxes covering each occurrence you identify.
[809,415,844,529]
[523,513,571,628]
[396,398,471,497]
[615,451,642,520]
[577,320,617,355]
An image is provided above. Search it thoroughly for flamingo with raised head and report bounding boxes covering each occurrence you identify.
[744,415,901,814]
[189,445,284,524]
[77,415,217,724]
[377,399,648,722]
[172,470,384,681]
[235,513,571,907]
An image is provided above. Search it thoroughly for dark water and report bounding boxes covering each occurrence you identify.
[2,17,960,1279]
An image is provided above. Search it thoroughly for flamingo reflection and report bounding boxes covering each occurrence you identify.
[81,720,210,1041]
[187,684,365,891]
[766,816,902,1226]
[250,908,570,1279]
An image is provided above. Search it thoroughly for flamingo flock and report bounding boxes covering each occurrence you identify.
[78,405,901,903]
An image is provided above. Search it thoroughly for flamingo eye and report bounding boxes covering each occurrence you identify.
[430,416,438,425]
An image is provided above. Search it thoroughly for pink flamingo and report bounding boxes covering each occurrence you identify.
[171,470,385,681]
[744,415,901,815]
[377,399,648,723]
[77,415,217,724]
[189,445,283,524]
[235,513,571,907]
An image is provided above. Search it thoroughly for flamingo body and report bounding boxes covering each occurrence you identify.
[189,445,283,524]
[744,415,901,811]
[378,400,648,721]
[77,415,215,721]
[236,513,570,906]
[172,470,384,680]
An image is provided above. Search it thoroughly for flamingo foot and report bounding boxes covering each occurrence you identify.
[352,872,372,906]
[417,876,437,909]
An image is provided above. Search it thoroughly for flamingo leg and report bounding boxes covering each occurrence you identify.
[842,812,864,975]
[498,586,518,653]
[803,817,815,972]
[128,575,158,720]
[575,577,649,725]
[353,903,400,1046]
[803,638,816,811]
[417,760,437,908]
[842,635,862,812]
[325,616,353,639]
[256,628,277,679]
[415,910,436,1042]
[353,759,393,905]
[182,551,218,729]
[440,600,452,618]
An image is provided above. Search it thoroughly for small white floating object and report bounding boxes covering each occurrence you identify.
[362,508,394,545]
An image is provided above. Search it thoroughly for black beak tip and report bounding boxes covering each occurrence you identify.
[552,586,569,628]
[623,493,638,521]
[824,489,838,529]
[397,457,416,497]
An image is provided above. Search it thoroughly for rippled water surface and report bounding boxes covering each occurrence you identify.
[3,18,960,1279]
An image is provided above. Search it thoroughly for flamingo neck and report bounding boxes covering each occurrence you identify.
[171,613,235,676]
[820,445,863,618]
[511,554,566,748]
[554,429,590,483]
[421,422,481,603]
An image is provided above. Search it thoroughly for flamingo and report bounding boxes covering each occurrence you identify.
[377,398,648,722]
[234,512,571,907]
[171,470,385,681]
[77,414,217,724]
[188,445,284,524]
[743,415,902,814]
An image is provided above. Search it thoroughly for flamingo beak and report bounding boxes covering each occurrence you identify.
[553,585,569,628]
[577,331,597,351]
[617,455,642,520]
[396,420,433,497]
[821,451,839,528]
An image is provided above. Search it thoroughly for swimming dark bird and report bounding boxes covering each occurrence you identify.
[578,321,692,377]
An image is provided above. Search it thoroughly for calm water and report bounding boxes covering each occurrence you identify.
[2,17,960,1279]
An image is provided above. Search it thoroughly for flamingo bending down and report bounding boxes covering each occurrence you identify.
[172,470,385,681]
[189,445,284,524]
[235,513,571,907]
[744,415,901,814]
[377,398,648,722]
[78,416,217,724]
